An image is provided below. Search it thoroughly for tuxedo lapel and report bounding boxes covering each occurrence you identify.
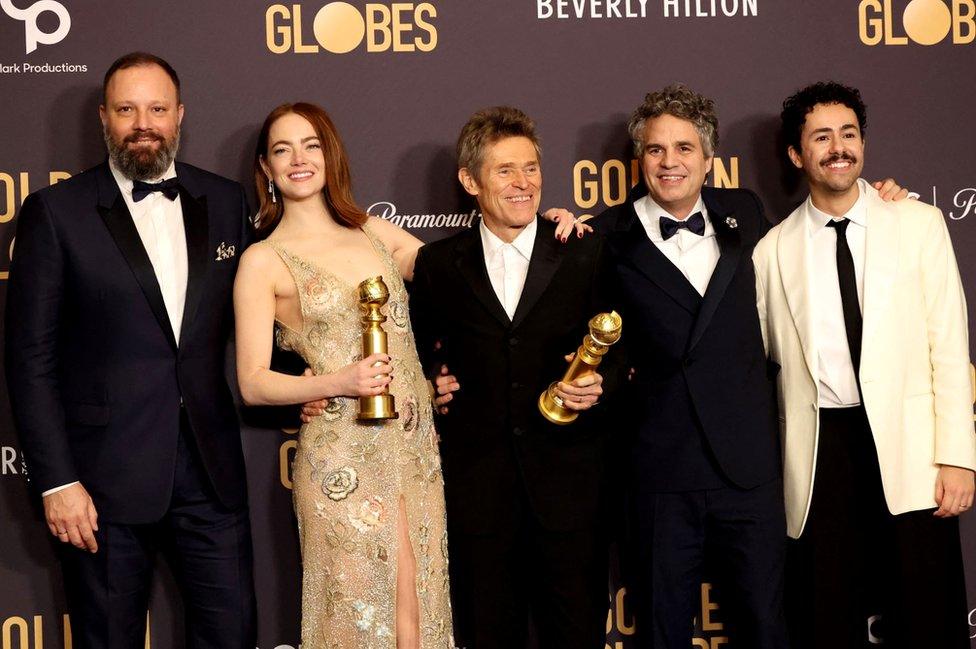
[777,206,818,382]
[453,227,511,327]
[95,165,178,352]
[686,193,743,352]
[608,204,701,315]
[861,195,899,352]
[177,185,209,348]
[511,219,563,328]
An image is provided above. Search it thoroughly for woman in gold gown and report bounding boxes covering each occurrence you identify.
[234,103,454,649]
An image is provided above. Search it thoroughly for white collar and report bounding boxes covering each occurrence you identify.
[479,216,537,261]
[805,178,869,237]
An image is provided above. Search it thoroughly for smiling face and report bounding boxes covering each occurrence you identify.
[788,102,865,199]
[100,63,184,181]
[639,114,713,220]
[260,111,328,203]
[459,135,541,241]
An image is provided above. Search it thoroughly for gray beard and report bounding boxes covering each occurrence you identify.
[104,127,180,181]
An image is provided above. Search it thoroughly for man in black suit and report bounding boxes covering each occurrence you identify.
[4,52,256,648]
[591,84,788,648]
[410,106,621,648]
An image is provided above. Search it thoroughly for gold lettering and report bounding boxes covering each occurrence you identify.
[859,0,884,45]
[573,160,599,209]
[712,637,730,648]
[602,159,628,207]
[954,0,976,43]
[63,614,72,649]
[292,5,320,53]
[280,440,297,489]
[367,4,393,52]
[1,617,28,649]
[391,3,415,52]
[884,0,909,44]
[616,587,635,635]
[49,171,71,185]
[701,582,722,631]
[0,173,15,223]
[414,3,438,51]
[711,157,739,188]
[266,5,292,53]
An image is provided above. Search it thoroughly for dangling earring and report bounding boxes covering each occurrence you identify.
[267,177,276,204]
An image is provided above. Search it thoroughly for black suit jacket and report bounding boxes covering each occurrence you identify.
[594,184,780,494]
[410,217,623,534]
[5,161,254,523]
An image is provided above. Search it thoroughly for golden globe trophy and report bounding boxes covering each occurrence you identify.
[538,311,622,425]
[357,276,398,421]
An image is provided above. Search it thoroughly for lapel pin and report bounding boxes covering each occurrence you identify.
[215,242,236,261]
[725,216,738,229]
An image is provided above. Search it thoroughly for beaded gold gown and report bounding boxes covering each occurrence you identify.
[264,227,454,648]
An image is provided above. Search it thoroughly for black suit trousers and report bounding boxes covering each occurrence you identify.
[59,417,256,649]
[786,406,969,649]
[447,485,608,649]
[628,479,788,649]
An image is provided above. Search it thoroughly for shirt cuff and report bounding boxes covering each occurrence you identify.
[42,481,79,497]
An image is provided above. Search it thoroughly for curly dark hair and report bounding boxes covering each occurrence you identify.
[628,84,719,158]
[781,82,867,153]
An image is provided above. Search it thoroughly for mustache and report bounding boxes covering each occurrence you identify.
[123,130,164,144]
[821,152,857,166]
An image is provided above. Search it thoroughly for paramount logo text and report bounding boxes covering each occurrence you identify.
[369,201,477,229]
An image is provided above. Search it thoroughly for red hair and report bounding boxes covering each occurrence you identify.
[253,102,367,238]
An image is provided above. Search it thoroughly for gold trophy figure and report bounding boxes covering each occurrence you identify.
[356,276,399,421]
[538,311,622,425]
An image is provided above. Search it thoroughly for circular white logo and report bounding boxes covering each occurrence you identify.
[1,0,71,54]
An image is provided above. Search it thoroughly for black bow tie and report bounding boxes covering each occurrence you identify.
[660,211,705,241]
[132,178,180,202]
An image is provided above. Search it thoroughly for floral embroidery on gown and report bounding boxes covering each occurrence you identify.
[263,226,454,648]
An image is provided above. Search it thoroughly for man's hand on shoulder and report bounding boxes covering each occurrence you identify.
[934,465,975,518]
[542,208,594,242]
[872,179,911,202]
[44,482,99,553]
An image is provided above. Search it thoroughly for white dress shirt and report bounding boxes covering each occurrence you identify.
[44,161,189,498]
[110,160,188,341]
[806,178,868,408]
[480,217,537,320]
[634,193,719,296]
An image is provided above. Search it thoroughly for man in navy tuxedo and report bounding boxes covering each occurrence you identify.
[5,52,256,648]
[591,84,788,648]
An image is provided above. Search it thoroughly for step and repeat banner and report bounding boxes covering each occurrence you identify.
[1,1,975,647]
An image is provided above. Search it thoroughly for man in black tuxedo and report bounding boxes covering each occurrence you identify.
[591,84,788,648]
[4,52,256,648]
[410,107,621,648]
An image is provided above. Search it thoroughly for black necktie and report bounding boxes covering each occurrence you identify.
[132,178,180,202]
[660,211,705,241]
[826,218,862,378]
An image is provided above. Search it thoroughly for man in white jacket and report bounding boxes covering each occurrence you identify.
[753,81,976,649]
